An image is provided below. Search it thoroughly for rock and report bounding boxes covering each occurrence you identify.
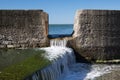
[72,10,120,61]
[96,70,120,80]
[0,45,6,48]
[7,45,14,48]
[0,10,49,48]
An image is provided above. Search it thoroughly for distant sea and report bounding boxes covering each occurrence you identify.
[49,24,73,35]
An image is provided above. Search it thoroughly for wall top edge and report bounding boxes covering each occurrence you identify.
[77,9,120,12]
[0,9,44,12]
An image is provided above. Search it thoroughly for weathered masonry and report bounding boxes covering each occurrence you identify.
[0,10,49,48]
[0,9,120,61]
[71,10,120,60]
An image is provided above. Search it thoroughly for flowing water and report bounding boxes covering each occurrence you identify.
[37,39,75,80]
[50,39,67,47]
[59,63,120,80]
[31,39,120,80]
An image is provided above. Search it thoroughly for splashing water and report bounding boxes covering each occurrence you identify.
[50,39,67,47]
[30,39,75,80]
[30,39,120,80]
[59,63,120,80]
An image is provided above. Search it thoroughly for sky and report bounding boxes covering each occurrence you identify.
[0,0,120,24]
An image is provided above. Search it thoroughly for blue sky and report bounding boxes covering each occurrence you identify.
[0,0,120,24]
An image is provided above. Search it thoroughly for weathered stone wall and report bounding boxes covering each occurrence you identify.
[72,10,120,60]
[0,10,49,48]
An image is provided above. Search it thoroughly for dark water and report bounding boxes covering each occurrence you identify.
[48,24,73,38]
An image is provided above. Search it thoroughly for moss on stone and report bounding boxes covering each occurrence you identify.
[0,49,50,80]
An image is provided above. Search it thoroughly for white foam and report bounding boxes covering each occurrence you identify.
[59,63,120,80]
[33,39,120,80]
[50,39,67,47]
[84,65,113,80]
[41,47,73,61]
[38,40,75,80]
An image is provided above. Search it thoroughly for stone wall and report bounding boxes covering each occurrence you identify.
[72,10,120,60]
[0,10,49,48]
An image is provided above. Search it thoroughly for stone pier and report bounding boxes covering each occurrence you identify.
[71,10,120,60]
[0,10,49,48]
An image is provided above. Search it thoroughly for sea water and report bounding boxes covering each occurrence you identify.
[49,24,73,35]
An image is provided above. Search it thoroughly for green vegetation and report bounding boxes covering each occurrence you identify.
[0,49,50,80]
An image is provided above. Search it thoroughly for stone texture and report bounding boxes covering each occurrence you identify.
[72,10,120,60]
[96,70,120,80]
[0,10,49,48]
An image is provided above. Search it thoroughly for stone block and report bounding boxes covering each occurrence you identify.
[0,10,49,48]
[72,10,120,60]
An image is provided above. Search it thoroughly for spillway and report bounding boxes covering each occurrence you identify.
[25,39,120,80]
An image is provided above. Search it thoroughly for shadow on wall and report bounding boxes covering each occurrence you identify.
[72,48,92,63]
[48,34,72,39]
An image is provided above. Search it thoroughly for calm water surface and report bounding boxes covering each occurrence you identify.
[49,24,73,35]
